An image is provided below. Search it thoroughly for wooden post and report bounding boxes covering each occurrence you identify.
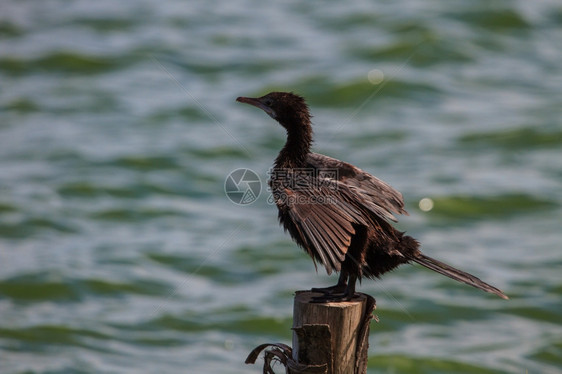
[291,291,375,374]
[246,291,376,374]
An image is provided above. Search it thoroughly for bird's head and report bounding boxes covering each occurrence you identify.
[236,92,311,131]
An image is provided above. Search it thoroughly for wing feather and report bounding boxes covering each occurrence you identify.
[304,217,341,272]
[277,180,367,274]
[306,152,407,221]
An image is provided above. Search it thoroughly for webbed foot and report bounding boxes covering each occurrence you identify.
[310,283,346,295]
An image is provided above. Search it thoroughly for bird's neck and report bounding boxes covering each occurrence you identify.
[274,125,312,170]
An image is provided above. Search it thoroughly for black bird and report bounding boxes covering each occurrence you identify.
[236,92,508,301]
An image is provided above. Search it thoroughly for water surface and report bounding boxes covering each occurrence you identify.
[1,1,561,373]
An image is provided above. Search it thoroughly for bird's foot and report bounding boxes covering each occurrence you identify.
[310,284,346,295]
[310,273,357,303]
[310,290,358,303]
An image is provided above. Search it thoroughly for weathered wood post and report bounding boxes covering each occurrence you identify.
[246,291,376,374]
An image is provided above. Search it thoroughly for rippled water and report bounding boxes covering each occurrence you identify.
[1,1,561,373]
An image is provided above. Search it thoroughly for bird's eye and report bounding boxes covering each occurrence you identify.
[264,99,273,107]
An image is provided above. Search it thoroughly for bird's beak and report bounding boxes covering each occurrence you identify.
[236,96,276,119]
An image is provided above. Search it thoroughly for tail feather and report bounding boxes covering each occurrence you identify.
[411,254,508,300]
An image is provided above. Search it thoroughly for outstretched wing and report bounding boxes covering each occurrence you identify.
[274,178,368,275]
[306,152,407,222]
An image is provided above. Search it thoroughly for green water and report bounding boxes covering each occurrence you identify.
[1,1,561,373]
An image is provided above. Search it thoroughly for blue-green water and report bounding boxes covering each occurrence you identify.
[1,1,561,373]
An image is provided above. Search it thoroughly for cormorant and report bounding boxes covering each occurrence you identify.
[237,92,508,301]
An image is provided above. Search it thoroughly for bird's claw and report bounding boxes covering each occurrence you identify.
[310,291,358,303]
[310,284,346,295]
